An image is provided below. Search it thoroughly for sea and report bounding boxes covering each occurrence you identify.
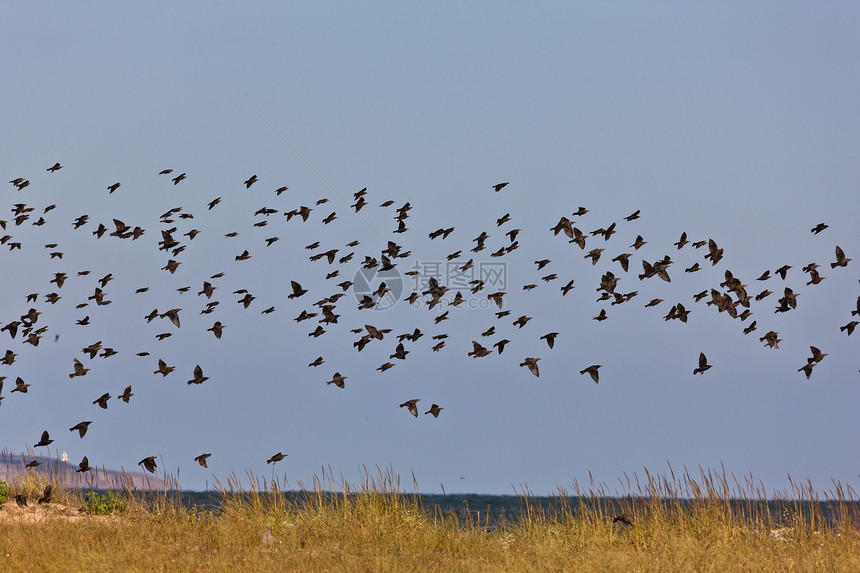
[119,490,859,529]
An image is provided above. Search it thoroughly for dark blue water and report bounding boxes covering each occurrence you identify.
[120,490,859,528]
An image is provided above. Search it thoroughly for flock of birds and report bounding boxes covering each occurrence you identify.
[1,163,857,479]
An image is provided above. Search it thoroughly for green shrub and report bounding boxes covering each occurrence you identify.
[83,491,127,515]
[0,480,7,505]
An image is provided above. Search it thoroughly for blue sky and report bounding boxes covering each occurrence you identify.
[1,2,858,495]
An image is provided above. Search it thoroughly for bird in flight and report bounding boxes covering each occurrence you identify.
[519,357,541,377]
[34,430,54,447]
[76,456,92,473]
[425,404,443,418]
[139,456,158,474]
[399,399,420,417]
[693,352,711,375]
[580,365,601,383]
[327,372,347,388]
[187,365,209,385]
[69,421,92,438]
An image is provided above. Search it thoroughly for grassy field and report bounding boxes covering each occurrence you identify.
[0,465,857,572]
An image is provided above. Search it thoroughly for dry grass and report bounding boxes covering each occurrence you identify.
[0,464,857,572]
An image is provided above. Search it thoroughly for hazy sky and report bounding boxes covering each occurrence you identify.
[1,2,858,495]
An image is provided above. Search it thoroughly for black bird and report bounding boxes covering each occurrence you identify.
[139,456,158,474]
[425,404,443,418]
[34,430,53,447]
[194,454,212,468]
[540,332,558,349]
[468,341,492,358]
[288,281,307,299]
[400,399,420,417]
[492,182,509,192]
[70,421,92,438]
[93,393,111,409]
[580,365,601,383]
[798,362,815,380]
[613,514,634,530]
[561,280,575,296]
[693,352,711,375]
[267,452,287,465]
[76,456,92,473]
[519,357,541,377]
[11,377,30,393]
[831,246,851,268]
[187,365,209,385]
[38,485,52,505]
[808,346,827,363]
[118,385,134,403]
[208,321,225,339]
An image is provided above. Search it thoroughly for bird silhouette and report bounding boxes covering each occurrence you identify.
[399,399,420,417]
[38,485,52,505]
[425,404,443,417]
[288,281,307,299]
[831,246,851,268]
[76,456,92,473]
[693,352,711,375]
[580,365,601,383]
[187,365,209,385]
[70,421,92,438]
[93,393,111,409]
[468,341,492,358]
[34,430,53,447]
[519,357,541,377]
[154,359,175,377]
[118,385,134,403]
[139,456,158,473]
